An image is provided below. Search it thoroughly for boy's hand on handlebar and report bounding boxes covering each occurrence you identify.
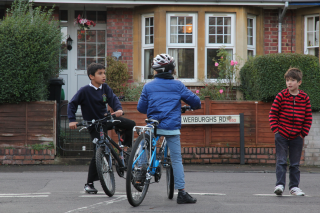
[69,122,78,129]
[111,109,123,117]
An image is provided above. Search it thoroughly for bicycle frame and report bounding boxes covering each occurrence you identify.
[131,125,169,180]
[96,124,127,170]
[78,117,129,173]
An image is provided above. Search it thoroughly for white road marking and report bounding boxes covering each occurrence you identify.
[174,192,226,196]
[0,192,50,198]
[254,194,311,197]
[65,195,127,213]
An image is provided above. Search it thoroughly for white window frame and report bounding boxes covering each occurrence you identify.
[205,13,236,81]
[141,14,154,81]
[304,14,319,56]
[247,15,256,59]
[166,12,197,82]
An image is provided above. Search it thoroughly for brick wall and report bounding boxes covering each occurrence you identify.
[182,147,304,165]
[303,112,320,166]
[0,149,55,165]
[107,8,134,81]
[264,9,296,54]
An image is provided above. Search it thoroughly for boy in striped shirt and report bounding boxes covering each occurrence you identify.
[269,68,312,196]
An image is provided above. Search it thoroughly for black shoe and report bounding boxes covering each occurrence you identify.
[84,183,98,194]
[177,191,197,204]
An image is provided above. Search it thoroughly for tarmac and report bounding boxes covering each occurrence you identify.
[1,163,320,173]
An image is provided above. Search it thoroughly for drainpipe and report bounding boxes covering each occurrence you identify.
[278,1,289,53]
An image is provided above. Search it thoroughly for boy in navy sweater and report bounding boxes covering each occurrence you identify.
[68,63,135,194]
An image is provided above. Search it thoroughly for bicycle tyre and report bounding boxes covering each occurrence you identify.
[126,133,150,207]
[96,146,116,197]
[166,149,174,199]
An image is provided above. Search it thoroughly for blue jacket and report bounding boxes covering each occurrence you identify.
[137,73,201,130]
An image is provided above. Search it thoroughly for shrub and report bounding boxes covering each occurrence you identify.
[240,53,320,111]
[0,0,62,103]
[106,56,129,97]
[123,82,144,101]
[198,83,226,100]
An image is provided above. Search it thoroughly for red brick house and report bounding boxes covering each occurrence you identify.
[1,0,319,100]
[1,1,320,165]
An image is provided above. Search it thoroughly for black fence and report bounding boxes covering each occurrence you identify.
[58,103,94,157]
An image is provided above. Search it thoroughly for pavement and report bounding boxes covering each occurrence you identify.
[1,163,320,173]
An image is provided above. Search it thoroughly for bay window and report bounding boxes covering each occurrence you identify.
[305,15,319,58]
[142,14,154,80]
[167,13,197,81]
[205,13,235,80]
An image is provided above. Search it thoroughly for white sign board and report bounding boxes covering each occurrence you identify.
[181,115,240,124]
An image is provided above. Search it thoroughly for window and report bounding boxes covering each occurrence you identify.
[75,10,106,24]
[0,8,5,21]
[60,27,68,70]
[247,15,256,59]
[142,14,154,80]
[167,13,197,81]
[304,15,319,58]
[205,13,235,79]
[60,10,68,23]
[77,30,106,70]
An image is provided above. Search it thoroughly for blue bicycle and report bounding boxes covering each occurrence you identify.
[126,106,191,207]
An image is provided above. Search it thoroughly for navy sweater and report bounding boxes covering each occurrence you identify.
[68,84,122,122]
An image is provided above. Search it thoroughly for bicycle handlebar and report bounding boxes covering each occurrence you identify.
[76,110,123,129]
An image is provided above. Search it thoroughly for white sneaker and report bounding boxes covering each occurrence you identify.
[274,185,284,196]
[290,187,305,196]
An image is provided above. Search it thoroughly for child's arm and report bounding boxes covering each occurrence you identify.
[269,93,281,133]
[137,86,148,114]
[180,83,201,109]
[67,90,83,129]
[301,96,313,137]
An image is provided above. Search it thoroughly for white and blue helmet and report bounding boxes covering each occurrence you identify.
[151,53,176,73]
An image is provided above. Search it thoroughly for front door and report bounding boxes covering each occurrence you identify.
[59,7,107,101]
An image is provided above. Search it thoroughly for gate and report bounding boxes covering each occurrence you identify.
[58,101,94,157]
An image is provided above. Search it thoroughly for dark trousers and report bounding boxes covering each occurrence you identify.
[275,133,303,190]
[87,116,136,183]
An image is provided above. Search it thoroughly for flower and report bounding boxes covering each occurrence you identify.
[234,61,238,65]
[196,90,199,94]
[219,89,223,94]
[215,62,219,67]
[74,14,96,30]
[230,60,234,66]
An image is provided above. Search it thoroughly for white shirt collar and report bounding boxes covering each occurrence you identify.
[89,82,102,90]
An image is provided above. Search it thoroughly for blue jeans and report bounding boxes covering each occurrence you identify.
[275,133,303,190]
[165,135,185,190]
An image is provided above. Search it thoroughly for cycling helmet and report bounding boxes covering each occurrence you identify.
[151,54,176,73]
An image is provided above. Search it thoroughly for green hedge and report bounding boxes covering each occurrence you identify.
[0,0,62,103]
[240,53,320,111]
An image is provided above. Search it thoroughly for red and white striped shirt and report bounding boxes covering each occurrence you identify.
[269,89,312,140]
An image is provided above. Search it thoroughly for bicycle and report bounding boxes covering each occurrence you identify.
[76,111,131,197]
[126,105,192,207]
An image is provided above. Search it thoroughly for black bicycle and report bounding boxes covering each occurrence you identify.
[77,111,130,197]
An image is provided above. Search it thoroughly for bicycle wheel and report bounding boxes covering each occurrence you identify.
[96,146,116,197]
[126,133,151,207]
[166,149,174,199]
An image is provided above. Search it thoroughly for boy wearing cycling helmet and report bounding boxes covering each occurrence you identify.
[137,54,201,204]
[68,63,135,194]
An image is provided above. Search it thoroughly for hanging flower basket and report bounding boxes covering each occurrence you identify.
[74,14,96,31]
